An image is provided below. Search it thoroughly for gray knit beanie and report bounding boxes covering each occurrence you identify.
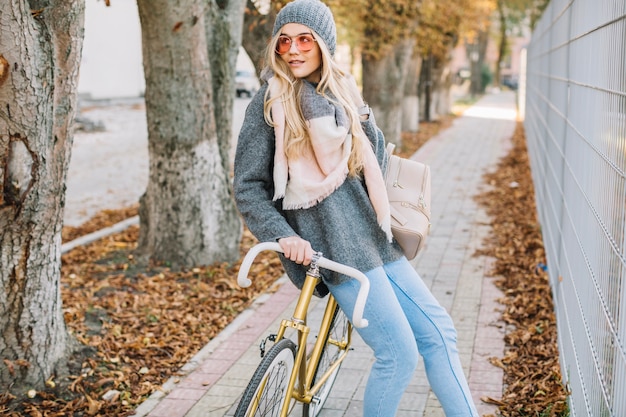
[273,0,337,56]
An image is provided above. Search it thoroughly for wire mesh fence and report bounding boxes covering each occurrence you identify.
[523,1,626,416]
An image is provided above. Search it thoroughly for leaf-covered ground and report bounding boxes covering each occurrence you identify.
[475,122,569,417]
[1,115,569,416]
[2,221,287,417]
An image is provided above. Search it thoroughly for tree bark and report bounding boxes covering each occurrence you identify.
[206,0,246,176]
[468,29,490,96]
[0,0,84,392]
[402,52,422,133]
[427,55,453,121]
[494,0,507,88]
[362,38,415,146]
[431,66,450,120]
[419,53,433,122]
[241,0,277,75]
[136,0,242,268]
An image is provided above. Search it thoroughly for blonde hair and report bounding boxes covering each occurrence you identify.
[263,31,368,176]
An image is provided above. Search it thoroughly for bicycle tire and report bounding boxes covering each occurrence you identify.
[302,306,350,417]
[234,338,297,417]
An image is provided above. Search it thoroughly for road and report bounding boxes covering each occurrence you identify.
[64,97,251,226]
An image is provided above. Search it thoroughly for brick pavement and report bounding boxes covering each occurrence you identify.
[132,91,518,417]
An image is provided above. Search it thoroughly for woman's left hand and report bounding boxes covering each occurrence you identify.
[278,236,314,266]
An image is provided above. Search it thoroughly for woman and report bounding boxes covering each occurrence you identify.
[233,0,479,415]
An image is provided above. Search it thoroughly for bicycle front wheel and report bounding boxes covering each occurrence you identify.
[234,338,297,417]
[302,306,351,417]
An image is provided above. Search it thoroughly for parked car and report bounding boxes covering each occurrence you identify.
[501,76,519,91]
[235,70,260,98]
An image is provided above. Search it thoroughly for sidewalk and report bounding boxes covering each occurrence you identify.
[123,91,518,417]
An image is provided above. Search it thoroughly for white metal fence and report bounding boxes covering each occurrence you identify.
[523,1,626,416]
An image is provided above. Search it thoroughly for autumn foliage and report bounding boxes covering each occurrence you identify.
[475,123,570,416]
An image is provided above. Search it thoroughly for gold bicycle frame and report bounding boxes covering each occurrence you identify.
[237,243,368,417]
[270,271,353,417]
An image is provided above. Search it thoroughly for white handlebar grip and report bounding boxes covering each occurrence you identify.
[238,242,370,328]
[316,258,370,328]
[237,242,283,288]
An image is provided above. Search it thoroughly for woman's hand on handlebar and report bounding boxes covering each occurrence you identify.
[278,236,314,266]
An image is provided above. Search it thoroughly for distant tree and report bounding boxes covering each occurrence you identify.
[329,0,421,146]
[528,0,550,29]
[459,0,495,95]
[241,0,280,75]
[136,0,243,268]
[413,0,468,122]
[493,0,549,86]
[0,0,84,393]
[402,53,422,132]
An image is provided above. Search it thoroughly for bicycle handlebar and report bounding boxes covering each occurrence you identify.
[237,242,369,328]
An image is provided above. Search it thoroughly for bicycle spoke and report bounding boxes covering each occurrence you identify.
[234,339,296,417]
[254,361,291,415]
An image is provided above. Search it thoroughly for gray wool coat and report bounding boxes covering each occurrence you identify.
[233,81,404,296]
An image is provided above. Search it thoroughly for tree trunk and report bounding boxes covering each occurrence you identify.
[468,29,490,96]
[136,0,241,268]
[362,38,415,146]
[429,56,454,120]
[242,0,277,75]
[0,0,84,392]
[495,0,506,88]
[402,52,422,133]
[419,53,433,122]
[206,0,246,176]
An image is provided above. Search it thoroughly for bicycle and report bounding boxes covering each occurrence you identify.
[234,242,370,417]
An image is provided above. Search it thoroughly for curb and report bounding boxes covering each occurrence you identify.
[61,215,139,254]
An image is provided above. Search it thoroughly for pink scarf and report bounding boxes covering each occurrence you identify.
[268,77,392,241]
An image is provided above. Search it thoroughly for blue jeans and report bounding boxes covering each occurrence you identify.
[328,257,479,417]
